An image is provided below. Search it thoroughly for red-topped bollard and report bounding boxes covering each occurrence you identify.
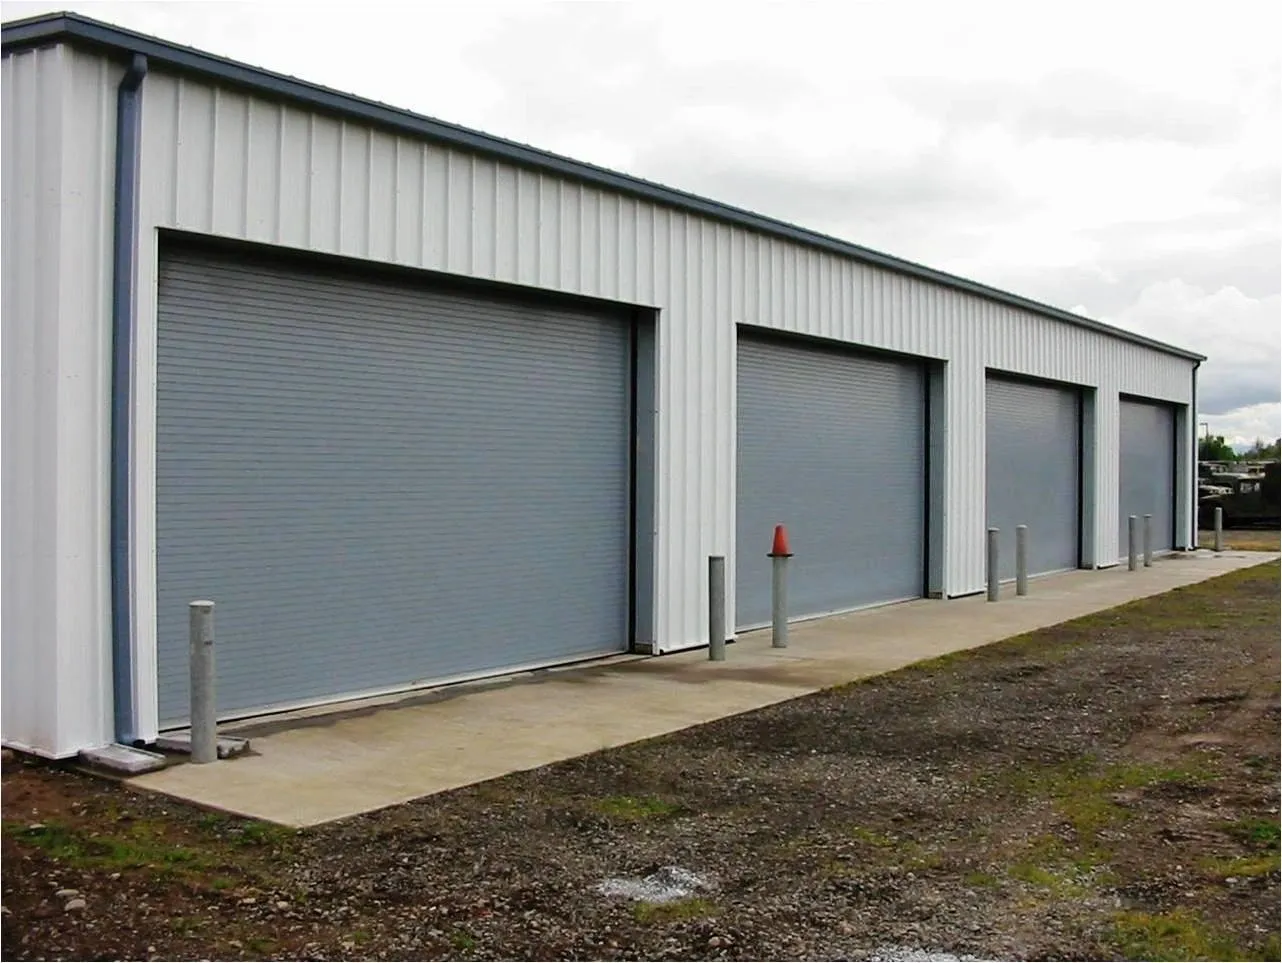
[769,524,793,648]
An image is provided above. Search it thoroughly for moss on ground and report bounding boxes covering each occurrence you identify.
[632,896,718,924]
[593,794,682,820]
[1108,908,1280,961]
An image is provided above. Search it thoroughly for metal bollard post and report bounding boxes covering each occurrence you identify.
[1127,515,1139,571]
[189,600,218,764]
[769,525,793,648]
[986,527,1000,602]
[1143,514,1153,567]
[1015,524,1029,597]
[708,556,726,661]
[1214,507,1224,552]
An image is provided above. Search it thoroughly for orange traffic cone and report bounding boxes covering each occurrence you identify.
[769,524,793,558]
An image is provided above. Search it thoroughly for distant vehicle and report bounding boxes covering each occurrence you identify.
[1198,461,1280,528]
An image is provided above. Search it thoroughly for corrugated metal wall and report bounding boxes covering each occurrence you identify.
[1,45,1199,752]
[1,46,118,756]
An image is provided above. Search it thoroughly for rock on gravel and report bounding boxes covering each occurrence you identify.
[863,949,976,962]
[596,865,714,903]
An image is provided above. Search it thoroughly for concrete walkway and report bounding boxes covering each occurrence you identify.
[130,551,1276,826]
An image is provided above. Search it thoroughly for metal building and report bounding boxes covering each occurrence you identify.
[1,13,1203,760]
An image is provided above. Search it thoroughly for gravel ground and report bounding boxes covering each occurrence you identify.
[3,562,1279,962]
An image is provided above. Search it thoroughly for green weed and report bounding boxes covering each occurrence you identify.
[1108,908,1276,961]
[963,870,999,887]
[593,795,681,820]
[4,820,216,873]
[632,896,717,924]
[449,928,477,951]
[231,821,295,848]
[1224,817,1280,850]
[1198,853,1280,878]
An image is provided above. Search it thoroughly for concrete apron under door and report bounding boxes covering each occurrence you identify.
[129,550,1276,827]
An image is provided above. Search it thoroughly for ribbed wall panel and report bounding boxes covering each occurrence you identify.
[3,46,1201,752]
[1,46,117,755]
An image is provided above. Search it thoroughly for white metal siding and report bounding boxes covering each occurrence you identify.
[0,44,1199,753]
[1,46,116,756]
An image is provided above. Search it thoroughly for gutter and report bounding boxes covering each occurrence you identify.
[111,52,147,746]
[1,12,1205,364]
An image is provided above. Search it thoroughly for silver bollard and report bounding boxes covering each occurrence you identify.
[708,555,726,661]
[1143,514,1153,567]
[189,600,218,764]
[769,525,792,648]
[1214,506,1224,552]
[986,527,1000,602]
[1127,515,1139,571]
[1015,524,1029,597]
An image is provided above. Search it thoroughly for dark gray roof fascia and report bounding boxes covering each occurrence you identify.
[2,11,1205,362]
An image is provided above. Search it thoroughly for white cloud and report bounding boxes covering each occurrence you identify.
[1082,280,1281,416]
[1203,403,1281,451]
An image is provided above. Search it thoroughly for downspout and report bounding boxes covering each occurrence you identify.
[111,52,148,746]
[1190,360,1201,551]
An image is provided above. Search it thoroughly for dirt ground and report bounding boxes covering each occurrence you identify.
[3,562,1279,962]
[1198,528,1281,552]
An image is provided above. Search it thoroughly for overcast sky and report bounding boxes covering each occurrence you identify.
[7,0,1280,447]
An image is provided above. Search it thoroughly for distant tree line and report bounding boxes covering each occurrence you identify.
[1199,435,1281,463]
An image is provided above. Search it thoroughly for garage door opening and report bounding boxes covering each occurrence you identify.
[1119,396,1178,559]
[735,332,931,630]
[154,240,653,727]
[985,374,1084,580]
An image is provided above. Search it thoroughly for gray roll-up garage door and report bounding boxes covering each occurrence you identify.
[736,335,925,629]
[1119,397,1176,558]
[155,246,632,726]
[985,376,1081,579]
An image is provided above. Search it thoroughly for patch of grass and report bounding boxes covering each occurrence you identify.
[849,826,895,847]
[838,825,943,872]
[1004,833,1111,897]
[449,928,477,951]
[3,819,217,874]
[1008,861,1086,896]
[1198,853,1280,878]
[1198,529,1280,552]
[1001,756,1213,844]
[230,821,296,848]
[195,812,228,832]
[244,936,276,955]
[963,870,999,887]
[209,876,236,891]
[1107,908,1275,961]
[170,916,203,935]
[631,896,717,924]
[1224,817,1280,850]
[593,794,681,821]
